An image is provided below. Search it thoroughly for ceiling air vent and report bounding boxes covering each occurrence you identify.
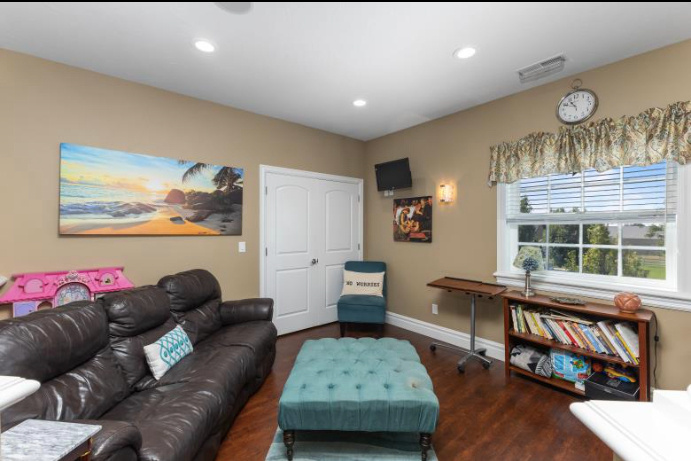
[518,54,566,83]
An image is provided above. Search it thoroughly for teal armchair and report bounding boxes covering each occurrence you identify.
[337,261,387,337]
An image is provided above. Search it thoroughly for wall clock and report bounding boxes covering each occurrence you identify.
[556,79,598,125]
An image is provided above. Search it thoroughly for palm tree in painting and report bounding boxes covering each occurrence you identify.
[177,161,242,194]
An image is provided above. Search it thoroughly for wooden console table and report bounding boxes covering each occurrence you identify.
[427,277,506,372]
[502,291,653,401]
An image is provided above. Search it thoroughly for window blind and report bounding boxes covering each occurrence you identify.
[507,161,677,223]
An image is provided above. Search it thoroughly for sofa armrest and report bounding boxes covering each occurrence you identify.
[220,298,274,325]
[73,419,142,461]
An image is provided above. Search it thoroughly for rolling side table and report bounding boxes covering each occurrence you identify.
[427,277,506,372]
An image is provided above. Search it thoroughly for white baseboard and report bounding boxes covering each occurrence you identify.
[385,311,505,361]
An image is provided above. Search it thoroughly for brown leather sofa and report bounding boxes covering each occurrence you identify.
[0,269,276,461]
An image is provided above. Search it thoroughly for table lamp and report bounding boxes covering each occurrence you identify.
[513,247,544,297]
[0,376,40,436]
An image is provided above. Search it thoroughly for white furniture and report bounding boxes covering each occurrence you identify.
[0,376,41,457]
[0,376,40,423]
[570,385,691,461]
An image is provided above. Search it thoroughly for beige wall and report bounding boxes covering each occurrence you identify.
[0,49,365,318]
[364,39,691,390]
[2,40,691,389]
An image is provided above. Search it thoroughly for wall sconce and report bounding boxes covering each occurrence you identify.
[439,183,455,203]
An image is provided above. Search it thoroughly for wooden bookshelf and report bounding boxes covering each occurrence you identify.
[508,365,585,396]
[502,291,652,401]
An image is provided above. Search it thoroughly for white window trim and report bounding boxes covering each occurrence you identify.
[495,165,691,312]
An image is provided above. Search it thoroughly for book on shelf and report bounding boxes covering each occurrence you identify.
[598,321,633,363]
[590,326,614,356]
[509,303,641,364]
[615,323,641,358]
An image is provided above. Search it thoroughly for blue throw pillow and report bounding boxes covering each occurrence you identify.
[144,325,193,379]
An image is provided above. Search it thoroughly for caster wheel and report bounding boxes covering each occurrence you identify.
[430,344,437,352]
[478,350,487,356]
[482,362,491,370]
[457,365,465,373]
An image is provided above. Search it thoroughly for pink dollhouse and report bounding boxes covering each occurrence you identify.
[0,267,134,317]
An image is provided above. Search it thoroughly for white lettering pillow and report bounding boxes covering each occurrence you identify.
[341,270,385,297]
[144,325,193,380]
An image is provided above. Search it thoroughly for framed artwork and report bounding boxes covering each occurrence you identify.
[59,143,243,235]
[393,196,432,243]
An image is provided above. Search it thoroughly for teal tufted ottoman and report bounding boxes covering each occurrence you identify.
[278,337,439,460]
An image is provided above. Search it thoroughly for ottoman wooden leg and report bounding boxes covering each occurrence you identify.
[420,433,431,461]
[283,430,295,460]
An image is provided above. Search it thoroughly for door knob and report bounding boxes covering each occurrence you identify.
[311,258,319,265]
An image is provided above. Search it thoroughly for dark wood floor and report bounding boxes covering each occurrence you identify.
[216,323,611,461]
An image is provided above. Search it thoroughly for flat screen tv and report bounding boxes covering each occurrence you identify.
[375,158,412,191]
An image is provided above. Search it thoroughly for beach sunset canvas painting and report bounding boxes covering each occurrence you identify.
[59,143,243,235]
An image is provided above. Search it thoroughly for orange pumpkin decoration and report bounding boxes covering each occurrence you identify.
[614,292,642,313]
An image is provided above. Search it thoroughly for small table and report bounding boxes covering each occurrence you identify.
[1,420,101,461]
[427,277,506,372]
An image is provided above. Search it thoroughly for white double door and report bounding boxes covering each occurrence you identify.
[262,167,363,335]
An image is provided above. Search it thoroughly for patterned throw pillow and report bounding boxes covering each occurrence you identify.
[341,270,385,297]
[144,325,193,380]
[509,344,552,378]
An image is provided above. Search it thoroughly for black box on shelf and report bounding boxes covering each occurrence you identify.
[584,372,639,401]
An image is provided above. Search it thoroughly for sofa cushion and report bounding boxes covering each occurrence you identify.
[0,302,130,429]
[133,344,255,398]
[158,269,223,344]
[103,286,171,337]
[101,287,178,387]
[2,345,130,429]
[200,321,277,379]
[104,346,257,461]
[103,384,219,461]
[0,301,110,382]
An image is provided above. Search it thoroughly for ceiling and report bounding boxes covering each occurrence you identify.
[2,2,691,141]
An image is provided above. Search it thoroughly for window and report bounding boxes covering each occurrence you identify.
[503,161,678,289]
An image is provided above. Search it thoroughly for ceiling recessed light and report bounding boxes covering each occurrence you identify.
[454,47,476,59]
[353,99,367,107]
[194,40,216,53]
[215,2,253,14]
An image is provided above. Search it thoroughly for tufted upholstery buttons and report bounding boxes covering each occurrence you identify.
[278,338,439,434]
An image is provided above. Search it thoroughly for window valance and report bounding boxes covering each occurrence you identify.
[488,101,691,186]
